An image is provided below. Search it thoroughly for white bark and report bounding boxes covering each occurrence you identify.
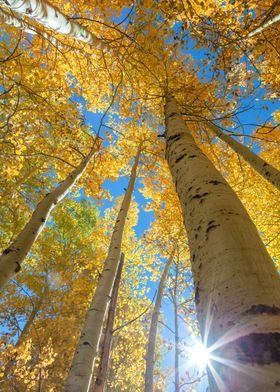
[248,13,280,38]
[0,0,111,52]
[0,146,98,290]
[144,250,175,392]
[64,146,141,392]
[208,122,280,190]
[165,93,280,391]
[93,253,124,392]
[0,7,35,34]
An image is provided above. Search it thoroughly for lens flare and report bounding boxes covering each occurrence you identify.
[188,341,211,371]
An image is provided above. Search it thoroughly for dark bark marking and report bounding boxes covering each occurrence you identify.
[3,248,12,255]
[245,304,280,315]
[189,155,196,158]
[168,112,177,118]
[175,154,187,164]
[83,342,90,345]
[265,171,270,176]
[233,333,280,365]
[191,192,208,201]
[206,223,220,235]
[195,286,200,305]
[209,180,224,186]
[41,218,45,223]
[167,134,182,143]
[15,262,21,273]
[95,378,102,385]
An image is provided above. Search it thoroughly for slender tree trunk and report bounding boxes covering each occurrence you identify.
[64,146,141,392]
[0,0,111,52]
[4,286,47,376]
[0,144,99,290]
[144,249,175,392]
[208,122,280,190]
[93,253,124,392]
[248,13,280,38]
[173,265,179,392]
[165,93,280,392]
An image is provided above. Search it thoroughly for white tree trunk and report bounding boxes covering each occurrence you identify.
[93,253,124,392]
[248,13,280,38]
[144,250,175,392]
[208,123,280,190]
[64,146,141,392]
[0,0,111,52]
[165,93,280,392]
[0,146,98,290]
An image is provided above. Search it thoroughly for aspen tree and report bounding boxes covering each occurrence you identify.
[145,249,175,392]
[0,142,100,290]
[248,13,280,38]
[64,145,142,392]
[165,92,280,391]
[93,253,124,392]
[207,122,280,190]
[0,0,112,52]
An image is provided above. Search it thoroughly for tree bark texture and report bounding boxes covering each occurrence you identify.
[144,250,175,392]
[165,93,280,392]
[208,122,280,190]
[0,0,111,52]
[93,253,124,392]
[64,146,141,392]
[0,145,99,290]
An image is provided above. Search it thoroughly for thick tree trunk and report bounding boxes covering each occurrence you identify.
[64,146,141,392]
[144,250,175,392]
[93,253,124,392]
[0,144,99,290]
[208,122,280,190]
[0,0,111,52]
[165,93,280,392]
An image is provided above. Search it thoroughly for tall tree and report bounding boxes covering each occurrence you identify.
[207,122,280,190]
[93,253,124,392]
[64,144,142,392]
[0,0,111,52]
[165,92,280,391]
[145,248,175,392]
[0,140,100,290]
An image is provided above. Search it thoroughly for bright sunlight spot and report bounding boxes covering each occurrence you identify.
[188,341,211,371]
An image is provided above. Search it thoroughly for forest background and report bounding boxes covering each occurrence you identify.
[0,1,279,392]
